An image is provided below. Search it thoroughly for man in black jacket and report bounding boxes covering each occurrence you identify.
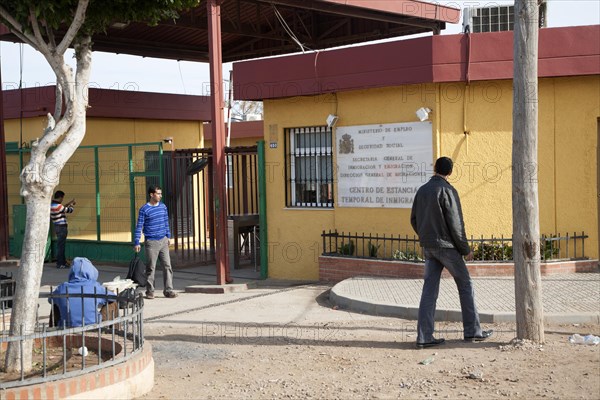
[411,157,493,348]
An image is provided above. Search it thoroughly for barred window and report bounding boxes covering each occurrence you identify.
[285,126,334,208]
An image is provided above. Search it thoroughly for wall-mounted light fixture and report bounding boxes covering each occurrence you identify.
[416,107,432,122]
[326,114,339,128]
[163,137,174,150]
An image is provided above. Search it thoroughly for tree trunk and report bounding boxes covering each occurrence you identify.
[4,36,92,373]
[4,192,53,372]
[512,0,544,343]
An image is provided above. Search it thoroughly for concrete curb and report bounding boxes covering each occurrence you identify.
[185,282,257,294]
[330,281,600,325]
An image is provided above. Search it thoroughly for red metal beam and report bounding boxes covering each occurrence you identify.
[2,86,214,121]
[208,0,231,284]
[204,120,264,140]
[0,64,9,260]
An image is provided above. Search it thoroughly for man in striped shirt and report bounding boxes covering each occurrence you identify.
[50,190,75,269]
[133,185,177,299]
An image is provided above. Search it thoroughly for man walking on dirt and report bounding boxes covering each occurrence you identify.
[410,157,492,348]
[134,185,177,299]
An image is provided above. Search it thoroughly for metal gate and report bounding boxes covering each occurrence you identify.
[167,146,259,265]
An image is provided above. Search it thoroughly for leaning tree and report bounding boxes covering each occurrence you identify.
[0,0,199,373]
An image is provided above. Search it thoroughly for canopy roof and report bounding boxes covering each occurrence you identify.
[0,0,459,62]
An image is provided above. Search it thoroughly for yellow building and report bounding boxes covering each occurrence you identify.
[232,25,600,280]
[3,86,262,263]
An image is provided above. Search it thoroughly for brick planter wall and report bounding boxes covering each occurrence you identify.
[319,256,599,282]
[1,342,153,400]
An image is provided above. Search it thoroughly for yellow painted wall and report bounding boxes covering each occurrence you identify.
[204,137,260,148]
[263,76,600,280]
[4,117,203,148]
[4,116,205,241]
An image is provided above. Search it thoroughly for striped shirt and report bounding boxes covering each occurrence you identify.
[50,201,74,226]
[134,202,171,246]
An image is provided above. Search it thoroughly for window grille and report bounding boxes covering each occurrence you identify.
[285,126,334,208]
[463,3,546,33]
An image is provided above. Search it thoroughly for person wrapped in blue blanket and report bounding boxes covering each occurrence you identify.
[49,257,115,327]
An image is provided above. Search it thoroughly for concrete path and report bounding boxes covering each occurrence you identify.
[330,273,600,324]
[1,261,598,325]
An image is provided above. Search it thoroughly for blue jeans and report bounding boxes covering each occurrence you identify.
[417,248,483,343]
[54,225,68,268]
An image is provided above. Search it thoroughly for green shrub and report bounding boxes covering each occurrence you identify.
[367,241,380,258]
[472,241,513,261]
[472,239,560,261]
[541,240,560,260]
[338,240,355,256]
[392,249,423,262]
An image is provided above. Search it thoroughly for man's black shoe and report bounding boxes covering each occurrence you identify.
[416,338,445,349]
[464,330,494,342]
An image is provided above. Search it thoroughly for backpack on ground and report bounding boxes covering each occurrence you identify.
[127,254,147,287]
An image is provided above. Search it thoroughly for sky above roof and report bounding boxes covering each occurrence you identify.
[1,0,598,97]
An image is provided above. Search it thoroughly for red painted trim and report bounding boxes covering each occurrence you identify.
[323,0,461,23]
[2,86,213,121]
[234,25,600,100]
[204,120,263,141]
[87,89,212,121]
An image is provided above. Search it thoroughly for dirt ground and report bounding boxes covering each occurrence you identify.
[138,285,600,400]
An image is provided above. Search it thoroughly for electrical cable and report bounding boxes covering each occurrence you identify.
[272,5,313,53]
[19,44,23,149]
[177,61,187,94]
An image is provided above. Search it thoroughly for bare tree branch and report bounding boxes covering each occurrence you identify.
[45,18,57,50]
[56,0,90,55]
[53,84,63,121]
[0,6,40,49]
[48,36,92,166]
[28,8,46,45]
[21,8,54,60]
[37,64,75,153]
[36,108,72,155]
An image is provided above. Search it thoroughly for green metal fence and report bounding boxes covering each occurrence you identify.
[7,142,164,263]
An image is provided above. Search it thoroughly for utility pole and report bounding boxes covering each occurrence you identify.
[0,65,8,261]
[207,0,231,284]
[512,0,545,343]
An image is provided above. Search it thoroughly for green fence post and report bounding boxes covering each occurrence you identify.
[257,140,268,279]
[158,143,164,191]
[94,146,101,241]
[128,145,136,243]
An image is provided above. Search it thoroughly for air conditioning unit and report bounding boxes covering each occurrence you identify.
[463,2,546,33]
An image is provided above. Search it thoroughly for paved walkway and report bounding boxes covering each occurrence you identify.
[1,260,599,325]
[330,273,600,324]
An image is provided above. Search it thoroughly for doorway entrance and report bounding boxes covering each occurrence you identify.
[167,146,260,270]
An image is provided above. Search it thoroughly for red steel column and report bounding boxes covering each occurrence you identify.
[0,64,9,261]
[207,0,231,284]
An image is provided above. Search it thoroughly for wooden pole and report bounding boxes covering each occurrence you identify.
[207,0,231,284]
[0,64,9,260]
[512,0,544,343]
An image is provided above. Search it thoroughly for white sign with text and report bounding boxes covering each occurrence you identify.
[336,121,433,208]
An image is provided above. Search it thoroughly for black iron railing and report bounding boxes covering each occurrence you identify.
[0,289,144,389]
[321,231,589,262]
